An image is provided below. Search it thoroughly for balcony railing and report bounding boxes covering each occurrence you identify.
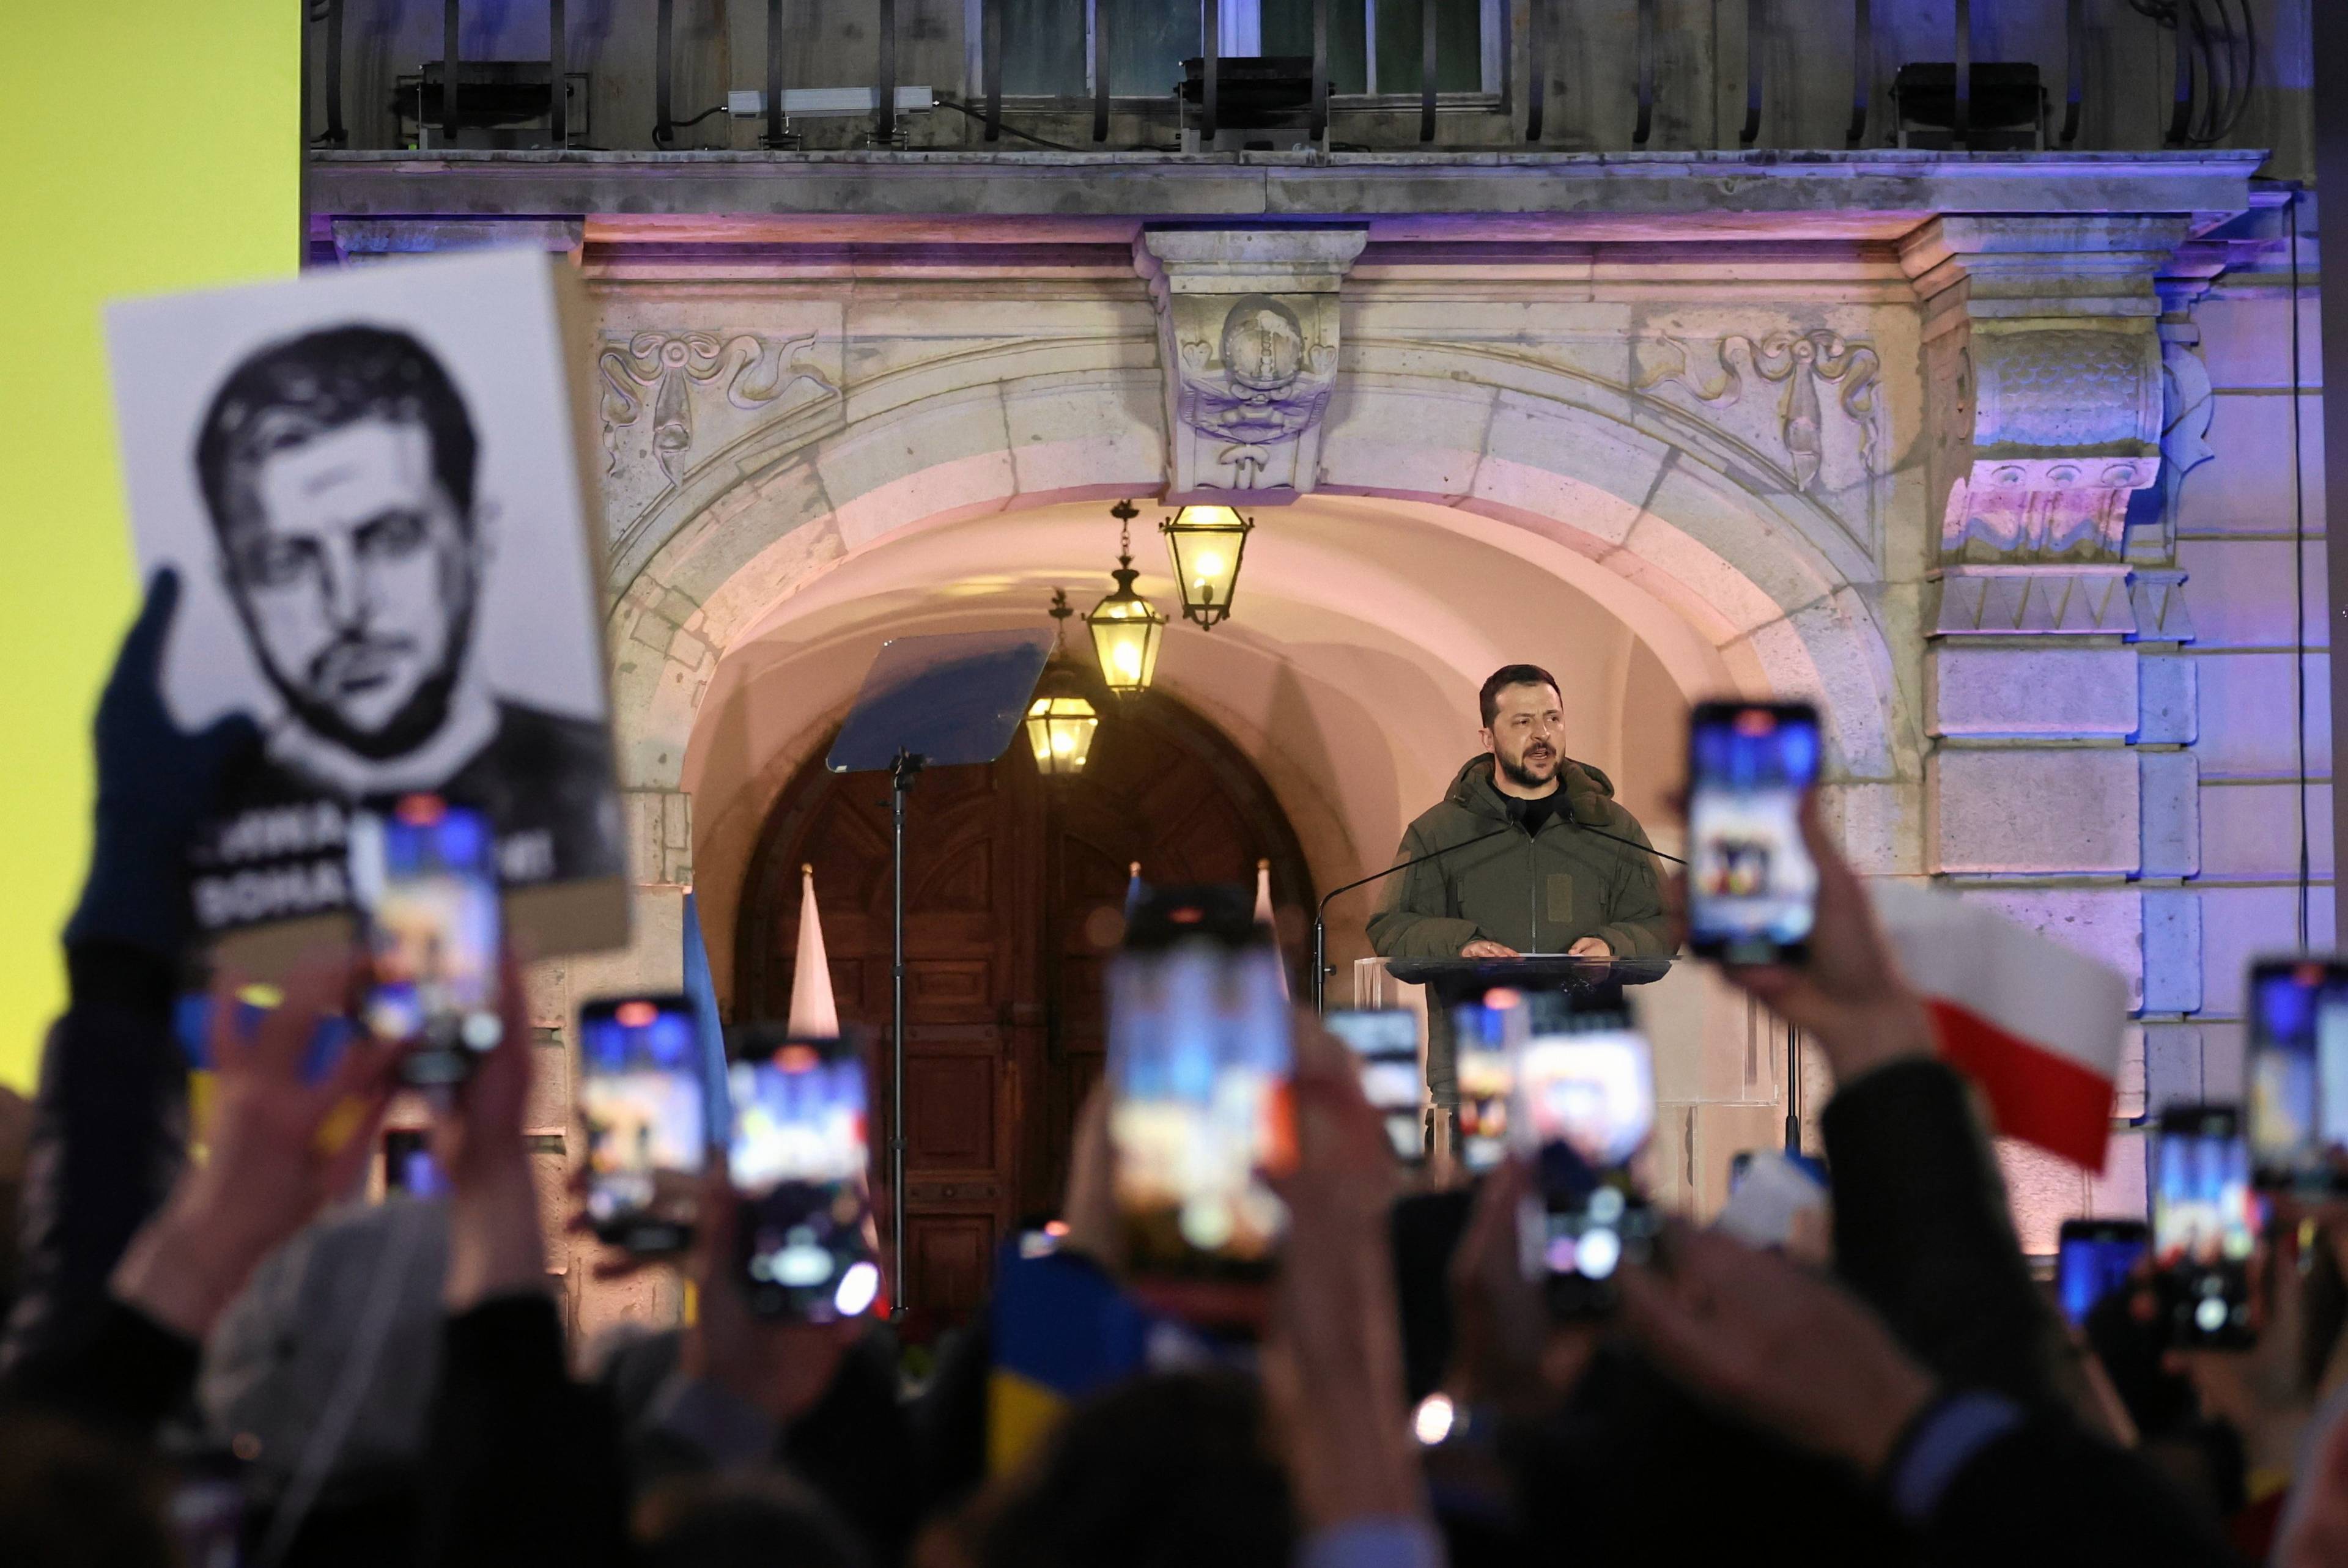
[307,0,2276,162]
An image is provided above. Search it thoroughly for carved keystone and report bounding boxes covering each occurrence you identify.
[1134,227,1369,499]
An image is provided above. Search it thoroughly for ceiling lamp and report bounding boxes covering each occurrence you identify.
[1159,502,1253,629]
[1025,589,1099,778]
[1085,499,1165,701]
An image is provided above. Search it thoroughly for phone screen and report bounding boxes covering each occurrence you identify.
[2056,1220,2149,1328]
[1513,1013,1656,1315]
[1453,990,1526,1174]
[2153,1106,2257,1346]
[1326,1009,1423,1165]
[349,795,503,1086]
[1686,702,1821,963]
[580,995,707,1253]
[726,1032,877,1321]
[2248,959,2348,1191]
[1107,940,1295,1283]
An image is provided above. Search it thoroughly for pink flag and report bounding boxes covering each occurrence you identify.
[788,864,841,1039]
[1874,884,2128,1170]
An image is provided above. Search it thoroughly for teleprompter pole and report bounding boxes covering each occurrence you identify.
[888,748,923,1317]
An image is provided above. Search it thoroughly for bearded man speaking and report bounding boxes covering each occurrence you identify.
[1367,665,1673,1102]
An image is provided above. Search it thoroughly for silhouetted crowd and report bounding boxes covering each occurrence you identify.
[6,571,2348,1568]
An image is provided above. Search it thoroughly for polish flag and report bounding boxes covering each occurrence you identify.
[788,863,841,1039]
[1255,858,1289,1000]
[1872,884,2129,1170]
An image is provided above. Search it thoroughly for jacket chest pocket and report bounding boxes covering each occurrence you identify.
[1546,872,1577,922]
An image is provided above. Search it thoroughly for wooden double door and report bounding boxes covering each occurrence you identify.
[732,693,1313,1330]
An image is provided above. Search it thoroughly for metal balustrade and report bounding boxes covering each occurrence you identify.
[308,0,2268,158]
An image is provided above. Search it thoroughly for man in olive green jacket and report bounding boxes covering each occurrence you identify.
[1367,664,1674,1104]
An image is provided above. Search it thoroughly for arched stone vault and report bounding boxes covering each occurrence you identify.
[609,356,1916,820]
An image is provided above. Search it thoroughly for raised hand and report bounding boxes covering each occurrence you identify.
[679,1169,858,1426]
[1616,1224,1936,1476]
[1263,1015,1420,1531]
[111,951,397,1338]
[435,949,548,1309]
[1718,795,1934,1082]
[68,568,260,957]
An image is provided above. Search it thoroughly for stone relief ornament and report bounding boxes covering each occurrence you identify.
[1636,329,1882,491]
[597,330,837,488]
[1936,323,2163,564]
[1135,227,1368,498]
[1171,295,1341,490]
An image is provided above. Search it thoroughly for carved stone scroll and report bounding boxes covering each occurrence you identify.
[1636,329,1881,491]
[1134,227,1368,498]
[597,330,836,488]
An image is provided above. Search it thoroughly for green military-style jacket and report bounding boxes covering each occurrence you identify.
[1367,753,1673,961]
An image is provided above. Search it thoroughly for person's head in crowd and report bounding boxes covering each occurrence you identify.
[194,326,483,762]
[976,1372,1294,1568]
[1478,663,1567,795]
[635,1471,867,1568]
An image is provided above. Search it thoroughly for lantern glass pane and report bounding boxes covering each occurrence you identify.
[1164,505,1250,625]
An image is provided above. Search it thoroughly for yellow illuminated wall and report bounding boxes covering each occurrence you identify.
[0,10,299,1087]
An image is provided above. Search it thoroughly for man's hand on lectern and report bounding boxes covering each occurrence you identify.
[1567,936,1612,959]
[1460,938,1519,959]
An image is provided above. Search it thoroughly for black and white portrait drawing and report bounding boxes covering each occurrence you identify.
[109,250,626,946]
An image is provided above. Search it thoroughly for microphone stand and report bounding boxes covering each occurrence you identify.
[1312,826,1514,1013]
[1311,806,1688,1014]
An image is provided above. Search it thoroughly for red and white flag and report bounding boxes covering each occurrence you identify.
[1872,884,2129,1170]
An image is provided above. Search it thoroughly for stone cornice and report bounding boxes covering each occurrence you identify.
[308,148,2264,237]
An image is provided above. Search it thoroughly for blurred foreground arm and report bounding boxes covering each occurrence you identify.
[421,959,630,1568]
[4,571,258,1371]
[1725,799,2067,1407]
[1620,1227,2237,1568]
[1270,1017,1444,1568]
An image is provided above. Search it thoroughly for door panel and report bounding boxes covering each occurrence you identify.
[735,694,1312,1333]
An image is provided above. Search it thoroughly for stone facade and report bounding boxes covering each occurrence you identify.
[307,148,2326,1306]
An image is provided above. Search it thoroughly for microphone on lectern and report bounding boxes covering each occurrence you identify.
[1309,823,1516,1012]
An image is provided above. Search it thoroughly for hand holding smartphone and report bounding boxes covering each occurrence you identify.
[726,1028,880,1322]
[1324,1009,1425,1166]
[1512,996,1658,1317]
[348,794,504,1088]
[1106,886,1295,1319]
[2152,1105,2258,1348]
[1686,702,1821,965]
[579,994,706,1254]
[2247,957,2348,1195]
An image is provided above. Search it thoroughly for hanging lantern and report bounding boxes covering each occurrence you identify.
[1085,499,1165,700]
[1025,589,1099,778]
[1160,502,1253,628]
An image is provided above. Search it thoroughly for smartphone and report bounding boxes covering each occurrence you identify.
[726,1028,879,1321]
[2152,1105,2258,1348]
[1453,990,1526,1174]
[580,994,707,1254]
[349,794,503,1088]
[1686,701,1822,964]
[1107,886,1295,1290]
[2247,957,2348,1193]
[1512,998,1658,1316]
[1326,1009,1425,1166]
[2056,1218,2149,1329]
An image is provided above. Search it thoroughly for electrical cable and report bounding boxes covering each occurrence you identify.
[936,98,1085,150]
[2289,191,2311,948]
[2128,0,2256,145]
[651,103,728,145]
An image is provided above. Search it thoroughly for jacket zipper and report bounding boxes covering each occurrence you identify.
[1526,823,1539,954]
